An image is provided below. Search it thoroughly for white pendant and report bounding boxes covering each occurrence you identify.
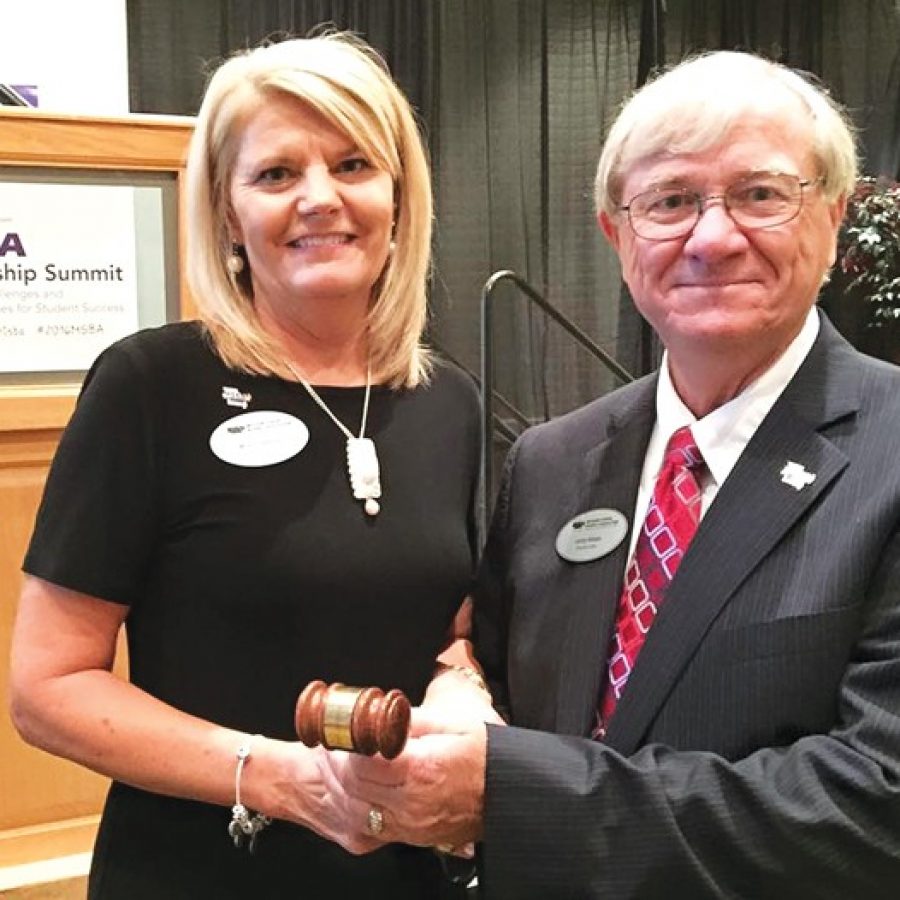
[347,437,382,515]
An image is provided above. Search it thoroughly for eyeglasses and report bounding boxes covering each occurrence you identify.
[619,172,823,241]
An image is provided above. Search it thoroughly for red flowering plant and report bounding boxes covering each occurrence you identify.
[837,176,900,325]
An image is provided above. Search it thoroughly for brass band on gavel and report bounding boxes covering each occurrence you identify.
[294,680,411,759]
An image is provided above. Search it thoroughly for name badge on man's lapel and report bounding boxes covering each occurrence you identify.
[556,509,628,563]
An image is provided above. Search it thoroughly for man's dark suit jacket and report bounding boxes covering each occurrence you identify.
[473,314,900,898]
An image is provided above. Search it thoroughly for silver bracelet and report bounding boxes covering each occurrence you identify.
[227,734,271,852]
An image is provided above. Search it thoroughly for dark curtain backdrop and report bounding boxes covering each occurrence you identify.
[127,0,900,428]
[127,1,435,125]
[429,1,641,425]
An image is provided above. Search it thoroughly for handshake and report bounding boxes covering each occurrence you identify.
[273,670,504,858]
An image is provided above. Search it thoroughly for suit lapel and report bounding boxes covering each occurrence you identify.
[553,384,656,735]
[603,319,860,753]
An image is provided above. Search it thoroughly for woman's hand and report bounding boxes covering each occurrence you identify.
[248,739,384,855]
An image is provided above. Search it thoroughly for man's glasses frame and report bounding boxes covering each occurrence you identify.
[619,171,825,241]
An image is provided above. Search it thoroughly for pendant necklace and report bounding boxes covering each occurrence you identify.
[284,359,382,516]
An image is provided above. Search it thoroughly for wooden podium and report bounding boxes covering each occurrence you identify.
[0,109,193,882]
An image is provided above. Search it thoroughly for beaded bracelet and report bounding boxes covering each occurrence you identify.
[227,734,271,852]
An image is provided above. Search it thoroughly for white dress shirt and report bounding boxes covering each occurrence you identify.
[626,307,821,560]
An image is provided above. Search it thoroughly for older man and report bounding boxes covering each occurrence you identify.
[338,51,900,898]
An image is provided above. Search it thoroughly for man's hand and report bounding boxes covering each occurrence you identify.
[326,725,488,853]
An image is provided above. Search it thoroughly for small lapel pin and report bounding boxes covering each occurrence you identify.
[222,386,252,409]
[780,461,816,491]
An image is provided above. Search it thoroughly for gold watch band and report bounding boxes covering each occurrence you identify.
[438,662,490,695]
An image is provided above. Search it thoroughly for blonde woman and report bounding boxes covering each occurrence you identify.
[11,34,495,899]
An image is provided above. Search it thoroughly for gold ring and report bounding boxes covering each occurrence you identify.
[435,843,455,855]
[366,806,385,836]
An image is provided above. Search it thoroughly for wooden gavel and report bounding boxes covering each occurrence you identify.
[294,680,411,759]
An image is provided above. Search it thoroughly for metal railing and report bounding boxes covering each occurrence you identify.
[434,345,528,449]
[479,269,634,533]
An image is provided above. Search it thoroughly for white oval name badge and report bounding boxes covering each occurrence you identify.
[210,411,309,468]
[555,508,628,563]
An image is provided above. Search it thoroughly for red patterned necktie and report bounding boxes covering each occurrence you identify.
[595,426,705,737]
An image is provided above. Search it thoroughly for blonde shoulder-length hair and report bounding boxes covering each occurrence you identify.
[185,33,433,389]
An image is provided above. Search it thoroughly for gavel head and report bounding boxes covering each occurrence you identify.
[294,681,411,759]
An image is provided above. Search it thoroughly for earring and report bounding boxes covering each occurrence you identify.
[227,243,245,275]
